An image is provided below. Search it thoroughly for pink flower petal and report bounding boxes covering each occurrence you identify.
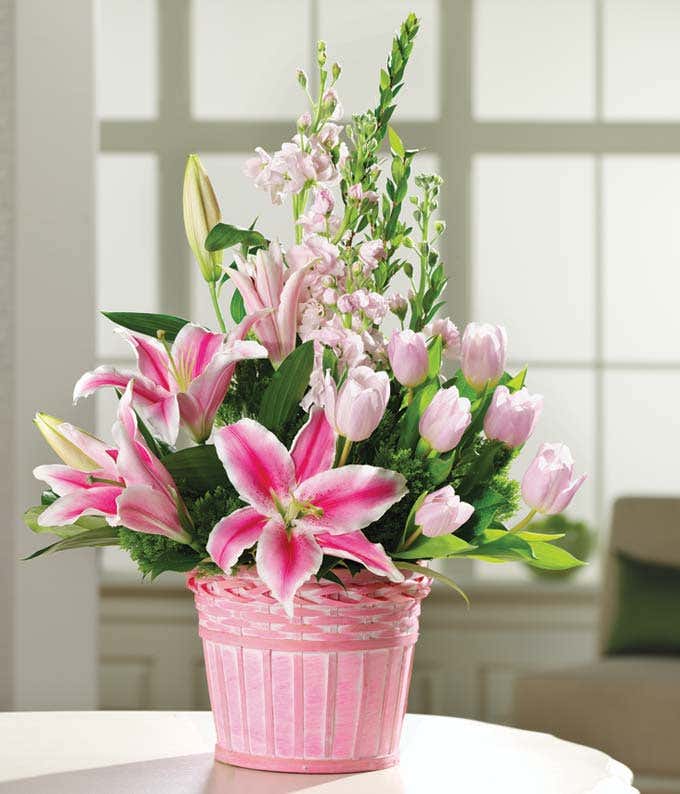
[255,519,323,617]
[116,485,189,543]
[171,323,225,380]
[214,419,295,516]
[206,507,268,571]
[316,530,404,582]
[38,486,122,526]
[142,394,180,446]
[290,407,336,482]
[33,464,106,495]
[73,366,169,407]
[295,465,407,534]
[276,265,310,363]
[117,329,172,391]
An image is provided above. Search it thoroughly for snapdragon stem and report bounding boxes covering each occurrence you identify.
[338,437,352,467]
[508,508,537,534]
[208,281,227,333]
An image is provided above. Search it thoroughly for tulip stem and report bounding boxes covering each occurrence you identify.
[338,437,353,467]
[402,527,422,550]
[208,281,227,334]
[508,508,537,534]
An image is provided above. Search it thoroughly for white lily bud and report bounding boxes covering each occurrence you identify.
[183,154,222,282]
[34,413,99,471]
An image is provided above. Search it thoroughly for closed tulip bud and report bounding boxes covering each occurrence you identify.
[416,485,474,537]
[34,413,99,471]
[521,443,586,515]
[419,386,472,453]
[460,322,507,391]
[387,330,429,388]
[183,154,222,283]
[324,367,390,442]
[484,385,543,448]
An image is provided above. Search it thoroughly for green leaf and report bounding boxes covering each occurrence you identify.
[427,334,443,379]
[258,341,315,432]
[459,531,534,563]
[398,491,428,548]
[24,526,120,560]
[23,506,108,539]
[517,531,566,542]
[147,550,203,581]
[398,380,438,450]
[230,288,246,323]
[394,533,475,560]
[387,126,405,158]
[464,487,509,536]
[525,542,586,571]
[162,444,228,495]
[427,451,455,485]
[502,367,527,392]
[395,561,469,606]
[102,312,189,342]
[205,223,267,252]
[380,68,390,91]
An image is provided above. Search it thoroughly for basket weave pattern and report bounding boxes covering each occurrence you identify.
[189,567,431,773]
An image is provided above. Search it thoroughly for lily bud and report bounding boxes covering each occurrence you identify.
[34,413,99,471]
[183,154,222,283]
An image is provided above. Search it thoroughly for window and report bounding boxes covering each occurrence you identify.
[97,0,680,580]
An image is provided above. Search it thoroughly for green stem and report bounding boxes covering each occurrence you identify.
[508,508,537,535]
[208,281,226,333]
[338,437,353,467]
[331,208,350,245]
[402,526,421,550]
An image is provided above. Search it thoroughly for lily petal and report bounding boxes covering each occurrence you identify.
[206,506,268,571]
[214,419,295,516]
[316,530,404,583]
[142,394,180,446]
[255,519,323,618]
[33,464,113,496]
[116,485,189,543]
[73,366,168,407]
[171,323,225,381]
[117,329,172,391]
[290,407,336,482]
[295,465,407,534]
[275,265,310,364]
[38,485,122,526]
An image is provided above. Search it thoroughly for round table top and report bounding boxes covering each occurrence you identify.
[0,711,636,793]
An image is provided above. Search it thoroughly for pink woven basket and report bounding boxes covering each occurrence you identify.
[188,567,431,773]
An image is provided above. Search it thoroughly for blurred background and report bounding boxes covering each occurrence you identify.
[2,2,679,792]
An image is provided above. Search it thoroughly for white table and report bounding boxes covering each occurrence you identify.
[0,712,637,793]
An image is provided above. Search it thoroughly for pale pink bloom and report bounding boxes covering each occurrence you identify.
[324,366,389,441]
[359,240,386,274]
[311,187,335,215]
[387,330,429,388]
[348,183,363,201]
[484,386,543,448]
[278,141,316,193]
[207,412,405,615]
[309,139,336,183]
[419,386,472,453]
[416,485,474,537]
[287,235,342,278]
[388,293,408,318]
[299,299,327,337]
[230,243,310,366]
[322,288,337,305]
[316,122,342,148]
[424,317,461,361]
[337,142,349,171]
[336,293,354,313]
[74,320,267,445]
[521,443,586,516]
[297,111,312,130]
[243,147,286,205]
[363,190,379,204]
[460,323,507,390]
[337,290,388,322]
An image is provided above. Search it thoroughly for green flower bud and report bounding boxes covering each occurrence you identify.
[183,154,222,282]
[34,413,99,471]
[317,40,327,66]
[403,261,414,277]
[331,62,341,82]
[296,68,308,89]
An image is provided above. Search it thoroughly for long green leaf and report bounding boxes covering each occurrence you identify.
[24,526,120,560]
[525,542,586,571]
[258,341,315,432]
[230,289,246,323]
[162,444,228,495]
[102,312,189,341]
[23,506,108,539]
[393,533,475,560]
[205,223,266,252]
[148,550,203,581]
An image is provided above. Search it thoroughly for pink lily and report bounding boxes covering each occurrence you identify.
[207,409,407,615]
[229,243,310,365]
[33,422,124,527]
[111,382,193,544]
[73,319,268,445]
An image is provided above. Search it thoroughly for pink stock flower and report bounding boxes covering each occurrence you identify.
[287,235,343,297]
[387,330,429,388]
[243,147,286,205]
[416,486,474,537]
[74,320,267,444]
[388,293,408,320]
[358,240,386,274]
[484,386,543,448]
[419,386,472,453]
[521,443,586,516]
[424,317,461,361]
[230,243,310,365]
[348,183,363,201]
[311,187,335,215]
[460,323,507,390]
[336,290,388,323]
[323,366,390,441]
[207,411,405,615]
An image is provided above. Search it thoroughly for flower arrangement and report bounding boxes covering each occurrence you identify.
[24,13,587,615]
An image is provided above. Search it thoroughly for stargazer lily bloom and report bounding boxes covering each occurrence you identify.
[230,243,310,365]
[33,419,124,527]
[207,409,407,616]
[73,319,268,445]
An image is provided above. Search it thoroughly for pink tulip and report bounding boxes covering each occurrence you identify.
[387,330,429,388]
[207,410,405,615]
[419,386,472,453]
[323,366,390,442]
[416,486,474,537]
[229,243,310,366]
[484,385,543,448]
[74,318,267,444]
[521,442,587,515]
[423,317,461,361]
[460,323,507,390]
